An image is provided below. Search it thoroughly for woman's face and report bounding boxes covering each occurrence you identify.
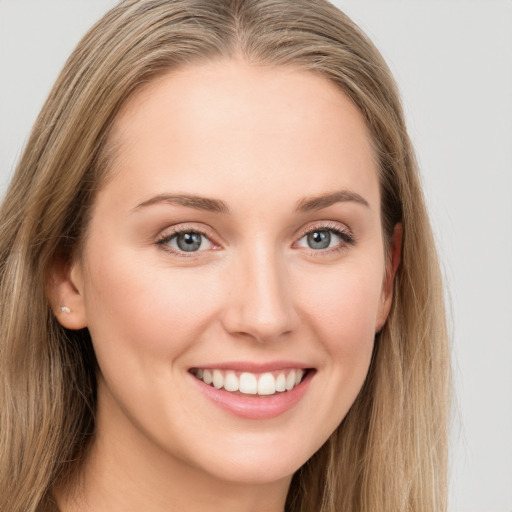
[60,60,397,486]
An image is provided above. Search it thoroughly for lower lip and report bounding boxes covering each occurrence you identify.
[191,371,314,420]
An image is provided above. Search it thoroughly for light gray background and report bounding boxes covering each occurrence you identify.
[0,1,511,511]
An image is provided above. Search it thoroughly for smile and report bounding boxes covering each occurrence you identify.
[191,368,306,396]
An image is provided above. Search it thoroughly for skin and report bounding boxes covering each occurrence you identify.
[51,59,401,512]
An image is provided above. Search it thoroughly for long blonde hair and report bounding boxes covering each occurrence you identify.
[0,1,450,511]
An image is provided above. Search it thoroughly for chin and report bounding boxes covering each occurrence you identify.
[183,431,320,486]
[204,457,299,486]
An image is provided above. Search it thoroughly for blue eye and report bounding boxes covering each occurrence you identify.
[297,227,353,251]
[306,230,332,250]
[162,231,213,253]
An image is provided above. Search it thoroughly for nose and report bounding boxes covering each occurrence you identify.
[221,245,299,343]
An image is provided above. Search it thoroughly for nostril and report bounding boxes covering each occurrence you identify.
[221,307,298,343]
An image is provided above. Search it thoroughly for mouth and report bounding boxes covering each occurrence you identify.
[190,367,310,396]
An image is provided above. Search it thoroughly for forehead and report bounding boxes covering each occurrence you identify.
[102,59,379,212]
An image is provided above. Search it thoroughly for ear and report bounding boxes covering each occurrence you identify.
[375,223,402,332]
[46,252,88,330]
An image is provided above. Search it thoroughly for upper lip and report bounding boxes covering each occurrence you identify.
[189,361,313,373]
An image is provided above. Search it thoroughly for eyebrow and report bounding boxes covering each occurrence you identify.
[133,194,230,214]
[132,189,369,215]
[295,190,370,212]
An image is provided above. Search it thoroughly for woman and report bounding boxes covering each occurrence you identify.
[0,1,450,511]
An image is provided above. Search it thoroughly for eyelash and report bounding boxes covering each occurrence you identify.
[156,225,218,258]
[156,222,356,257]
[295,222,356,255]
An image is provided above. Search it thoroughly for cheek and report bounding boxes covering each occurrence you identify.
[297,264,384,352]
[286,264,383,448]
[82,249,221,368]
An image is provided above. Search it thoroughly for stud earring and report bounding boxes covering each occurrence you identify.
[59,306,71,313]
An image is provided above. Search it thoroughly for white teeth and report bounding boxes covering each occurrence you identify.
[224,371,239,392]
[194,368,307,396]
[203,369,213,385]
[257,372,276,395]
[275,373,286,392]
[285,370,296,391]
[239,372,258,394]
[212,369,224,389]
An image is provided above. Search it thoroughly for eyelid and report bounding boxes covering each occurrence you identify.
[156,223,222,256]
[293,221,356,251]
[154,220,354,257]
[295,220,354,240]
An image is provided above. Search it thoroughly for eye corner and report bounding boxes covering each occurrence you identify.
[294,222,356,254]
[155,225,221,257]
